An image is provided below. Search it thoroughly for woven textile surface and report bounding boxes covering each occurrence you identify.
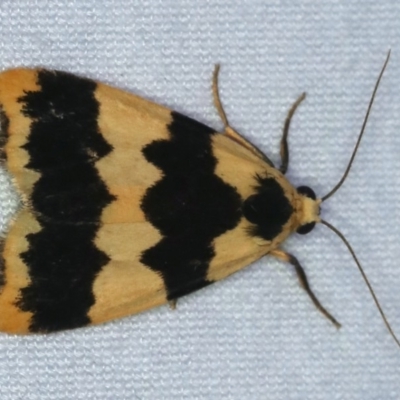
[0,1,399,399]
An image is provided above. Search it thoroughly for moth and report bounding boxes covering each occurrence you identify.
[0,53,397,346]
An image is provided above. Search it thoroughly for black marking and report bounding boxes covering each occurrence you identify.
[297,222,316,235]
[0,107,10,162]
[17,70,115,332]
[0,239,5,290]
[297,185,316,200]
[141,112,242,300]
[0,107,10,287]
[243,175,293,241]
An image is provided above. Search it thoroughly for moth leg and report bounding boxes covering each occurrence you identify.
[168,300,177,310]
[279,92,306,174]
[212,64,274,167]
[270,248,341,328]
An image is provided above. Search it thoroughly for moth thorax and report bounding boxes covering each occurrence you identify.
[296,186,321,235]
[242,176,295,242]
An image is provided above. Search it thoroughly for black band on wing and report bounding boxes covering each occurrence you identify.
[141,112,242,300]
[17,70,115,332]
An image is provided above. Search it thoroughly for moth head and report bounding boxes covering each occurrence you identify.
[295,185,321,235]
[287,52,400,350]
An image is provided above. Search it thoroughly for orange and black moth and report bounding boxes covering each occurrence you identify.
[0,60,390,336]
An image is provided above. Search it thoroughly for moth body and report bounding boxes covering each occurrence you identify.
[0,62,387,338]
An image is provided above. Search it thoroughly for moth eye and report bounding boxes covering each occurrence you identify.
[296,221,316,235]
[297,185,316,200]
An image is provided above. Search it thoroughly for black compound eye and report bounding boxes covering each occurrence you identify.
[297,186,316,200]
[297,221,316,235]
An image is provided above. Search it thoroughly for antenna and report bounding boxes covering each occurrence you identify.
[319,51,399,348]
[322,50,390,202]
[321,220,400,348]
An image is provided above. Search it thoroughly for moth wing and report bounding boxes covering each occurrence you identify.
[0,69,274,333]
[90,85,282,321]
[91,82,275,325]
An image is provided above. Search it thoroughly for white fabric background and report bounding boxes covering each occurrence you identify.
[0,1,399,399]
